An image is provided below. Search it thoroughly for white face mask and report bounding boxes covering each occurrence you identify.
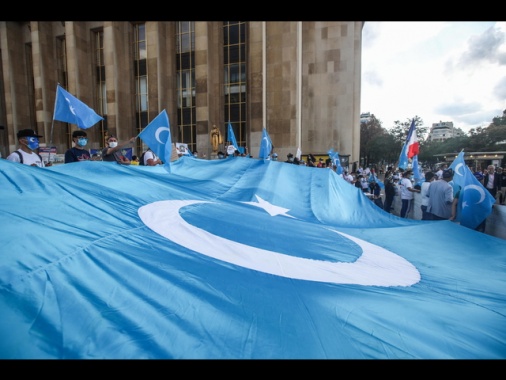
[109,141,118,148]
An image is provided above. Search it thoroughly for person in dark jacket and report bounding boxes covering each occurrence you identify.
[383,175,399,213]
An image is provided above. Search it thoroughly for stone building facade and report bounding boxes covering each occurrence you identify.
[0,21,363,163]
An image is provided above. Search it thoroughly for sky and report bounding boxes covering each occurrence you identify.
[361,21,506,134]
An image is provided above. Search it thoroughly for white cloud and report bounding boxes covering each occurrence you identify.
[361,21,506,133]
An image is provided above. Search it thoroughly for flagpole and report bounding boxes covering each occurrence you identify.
[48,83,60,164]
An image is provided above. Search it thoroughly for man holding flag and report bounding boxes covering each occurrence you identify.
[138,109,172,173]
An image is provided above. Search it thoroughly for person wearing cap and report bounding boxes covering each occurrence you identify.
[285,153,294,164]
[65,130,99,163]
[6,129,47,167]
[102,135,136,165]
[427,168,454,220]
[271,152,278,161]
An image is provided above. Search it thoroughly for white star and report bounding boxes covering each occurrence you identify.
[242,195,295,218]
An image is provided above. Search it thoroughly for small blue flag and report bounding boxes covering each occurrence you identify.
[398,143,409,170]
[53,85,103,129]
[227,122,239,152]
[449,151,495,229]
[138,110,172,168]
[412,155,423,187]
[327,148,343,175]
[258,128,272,159]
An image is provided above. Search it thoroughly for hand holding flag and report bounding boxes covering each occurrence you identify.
[53,84,103,129]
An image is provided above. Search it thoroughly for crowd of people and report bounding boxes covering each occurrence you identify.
[5,129,506,232]
[377,163,505,232]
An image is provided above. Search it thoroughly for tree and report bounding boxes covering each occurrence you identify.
[360,110,506,170]
[390,116,428,144]
[360,114,388,167]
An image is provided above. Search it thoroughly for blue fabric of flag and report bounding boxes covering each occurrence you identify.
[258,128,272,159]
[227,122,239,151]
[1,157,505,359]
[53,85,104,129]
[369,171,385,189]
[327,148,344,175]
[412,155,423,187]
[449,151,496,230]
[138,109,171,166]
[398,142,409,170]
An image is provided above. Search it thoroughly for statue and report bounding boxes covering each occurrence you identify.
[210,124,223,153]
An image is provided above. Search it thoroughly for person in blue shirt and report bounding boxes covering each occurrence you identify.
[65,130,99,163]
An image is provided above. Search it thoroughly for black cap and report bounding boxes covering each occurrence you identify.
[72,130,87,138]
[17,129,43,139]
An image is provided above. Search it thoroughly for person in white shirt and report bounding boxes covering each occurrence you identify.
[226,141,237,157]
[142,148,162,166]
[6,129,47,167]
[399,170,420,218]
[342,171,354,184]
[436,163,447,180]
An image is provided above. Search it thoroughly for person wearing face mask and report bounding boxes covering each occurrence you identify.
[65,130,98,163]
[6,129,47,167]
[102,135,136,165]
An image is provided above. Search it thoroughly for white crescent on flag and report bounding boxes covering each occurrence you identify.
[138,199,421,287]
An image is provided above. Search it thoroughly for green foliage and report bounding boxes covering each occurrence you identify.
[359,114,393,167]
[359,110,506,167]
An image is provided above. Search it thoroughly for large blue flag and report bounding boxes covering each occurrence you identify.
[258,127,272,159]
[1,158,505,359]
[138,109,172,167]
[227,121,239,151]
[53,84,104,129]
[449,151,496,230]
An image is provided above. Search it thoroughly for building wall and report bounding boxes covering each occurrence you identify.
[0,21,363,162]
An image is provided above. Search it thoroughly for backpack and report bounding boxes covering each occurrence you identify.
[139,151,147,166]
[14,150,43,164]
